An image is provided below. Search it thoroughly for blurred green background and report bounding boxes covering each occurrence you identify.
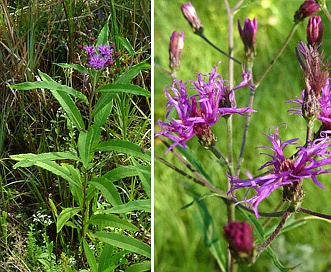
[154,0,331,271]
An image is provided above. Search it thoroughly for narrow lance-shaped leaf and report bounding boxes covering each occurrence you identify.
[96,83,150,97]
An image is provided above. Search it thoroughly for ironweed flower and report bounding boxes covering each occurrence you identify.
[83,44,114,69]
[238,18,258,61]
[307,16,324,48]
[224,221,256,264]
[156,65,254,153]
[230,125,331,218]
[181,2,203,34]
[294,0,320,23]
[169,30,184,71]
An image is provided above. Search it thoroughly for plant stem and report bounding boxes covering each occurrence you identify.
[224,0,236,270]
[256,210,292,253]
[198,33,242,65]
[320,4,331,24]
[297,206,331,220]
[255,23,299,88]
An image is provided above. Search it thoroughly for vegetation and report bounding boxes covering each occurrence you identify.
[0,0,151,271]
[154,1,331,271]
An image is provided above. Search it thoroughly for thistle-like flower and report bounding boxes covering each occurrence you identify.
[307,16,324,48]
[156,65,254,153]
[238,18,258,61]
[294,0,320,23]
[224,221,256,264]
[181,2,203,34]
[230,125,331,218]
[83,44,114,69]
[169,30,184,71]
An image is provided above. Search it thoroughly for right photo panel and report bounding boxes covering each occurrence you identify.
[154,1,331,271]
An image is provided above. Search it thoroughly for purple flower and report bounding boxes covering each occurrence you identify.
[307,16,324,47]
[83,44,115,69]
[238,18,258,60]
[156,65,254,153]
[84,45,96,56]
[169,30,185,71]
[294,0,320,23]
[230,125,331,218]
[181,2,203,34]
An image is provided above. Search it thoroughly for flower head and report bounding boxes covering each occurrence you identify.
[181,2,203,34]
[224,221,256,263]
[83,44,114,69]
[156,65,254,153]
[294,0,320,23]
[169,30,185,71]
[307,16,324,48]
[238,18,258,61]
[230,125,331,218]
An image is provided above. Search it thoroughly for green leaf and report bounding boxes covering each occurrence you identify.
[115,61,150,84]
[56,207,81,233]
[102,165,150,183]
[116,36,134,59]
[192,199,226,272]
[97,83,150,97]
[83,239,98,272]
[91,93,116,119]
[133,160,151,198]
[104,200,151,214]
[11,152,80,167]
[88,214,139,231]
[93,232,151,258]
[55,63,88,74]
[125,261,151,272]
[89,177,123,207]
[97,18,109,46]
[78,126,100,168]
[93,100,113,128]
[96,140,151,161]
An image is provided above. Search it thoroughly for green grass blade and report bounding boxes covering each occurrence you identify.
[93,231,151,258]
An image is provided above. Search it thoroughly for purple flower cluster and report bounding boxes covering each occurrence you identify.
[230,126,331,218]
[83,44,114,69]
[156,65,254,153]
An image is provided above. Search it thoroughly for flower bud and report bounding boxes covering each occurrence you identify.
[238,18,258,61]
[169,30,184,71]
[307,16,324,48]
[294,0,320,23]
[181,2,203,34]
[194,123,216,149]
[224,221,256,264]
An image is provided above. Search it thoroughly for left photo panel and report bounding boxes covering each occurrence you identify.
[0,0,151,271]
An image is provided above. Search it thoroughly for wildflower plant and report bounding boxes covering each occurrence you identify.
[155,1,331,271]
[9,19,151,270]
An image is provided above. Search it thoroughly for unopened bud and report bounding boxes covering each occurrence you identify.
[169,30,184,71]
[194,123,216,149]
[238,18,258,61]
[224,221,257,264]
[294,0,320,23]
[307,16,324,48]
[181,2,203,34]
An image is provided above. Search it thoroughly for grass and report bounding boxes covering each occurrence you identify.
[154,0,331,271]
[1,0,151,270]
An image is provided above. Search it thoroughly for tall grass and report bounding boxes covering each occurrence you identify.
[154,1,331,271]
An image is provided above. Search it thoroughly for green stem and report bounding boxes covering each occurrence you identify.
[255,23,299,88]
[199,33,242,65]
[320,4,331,24]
